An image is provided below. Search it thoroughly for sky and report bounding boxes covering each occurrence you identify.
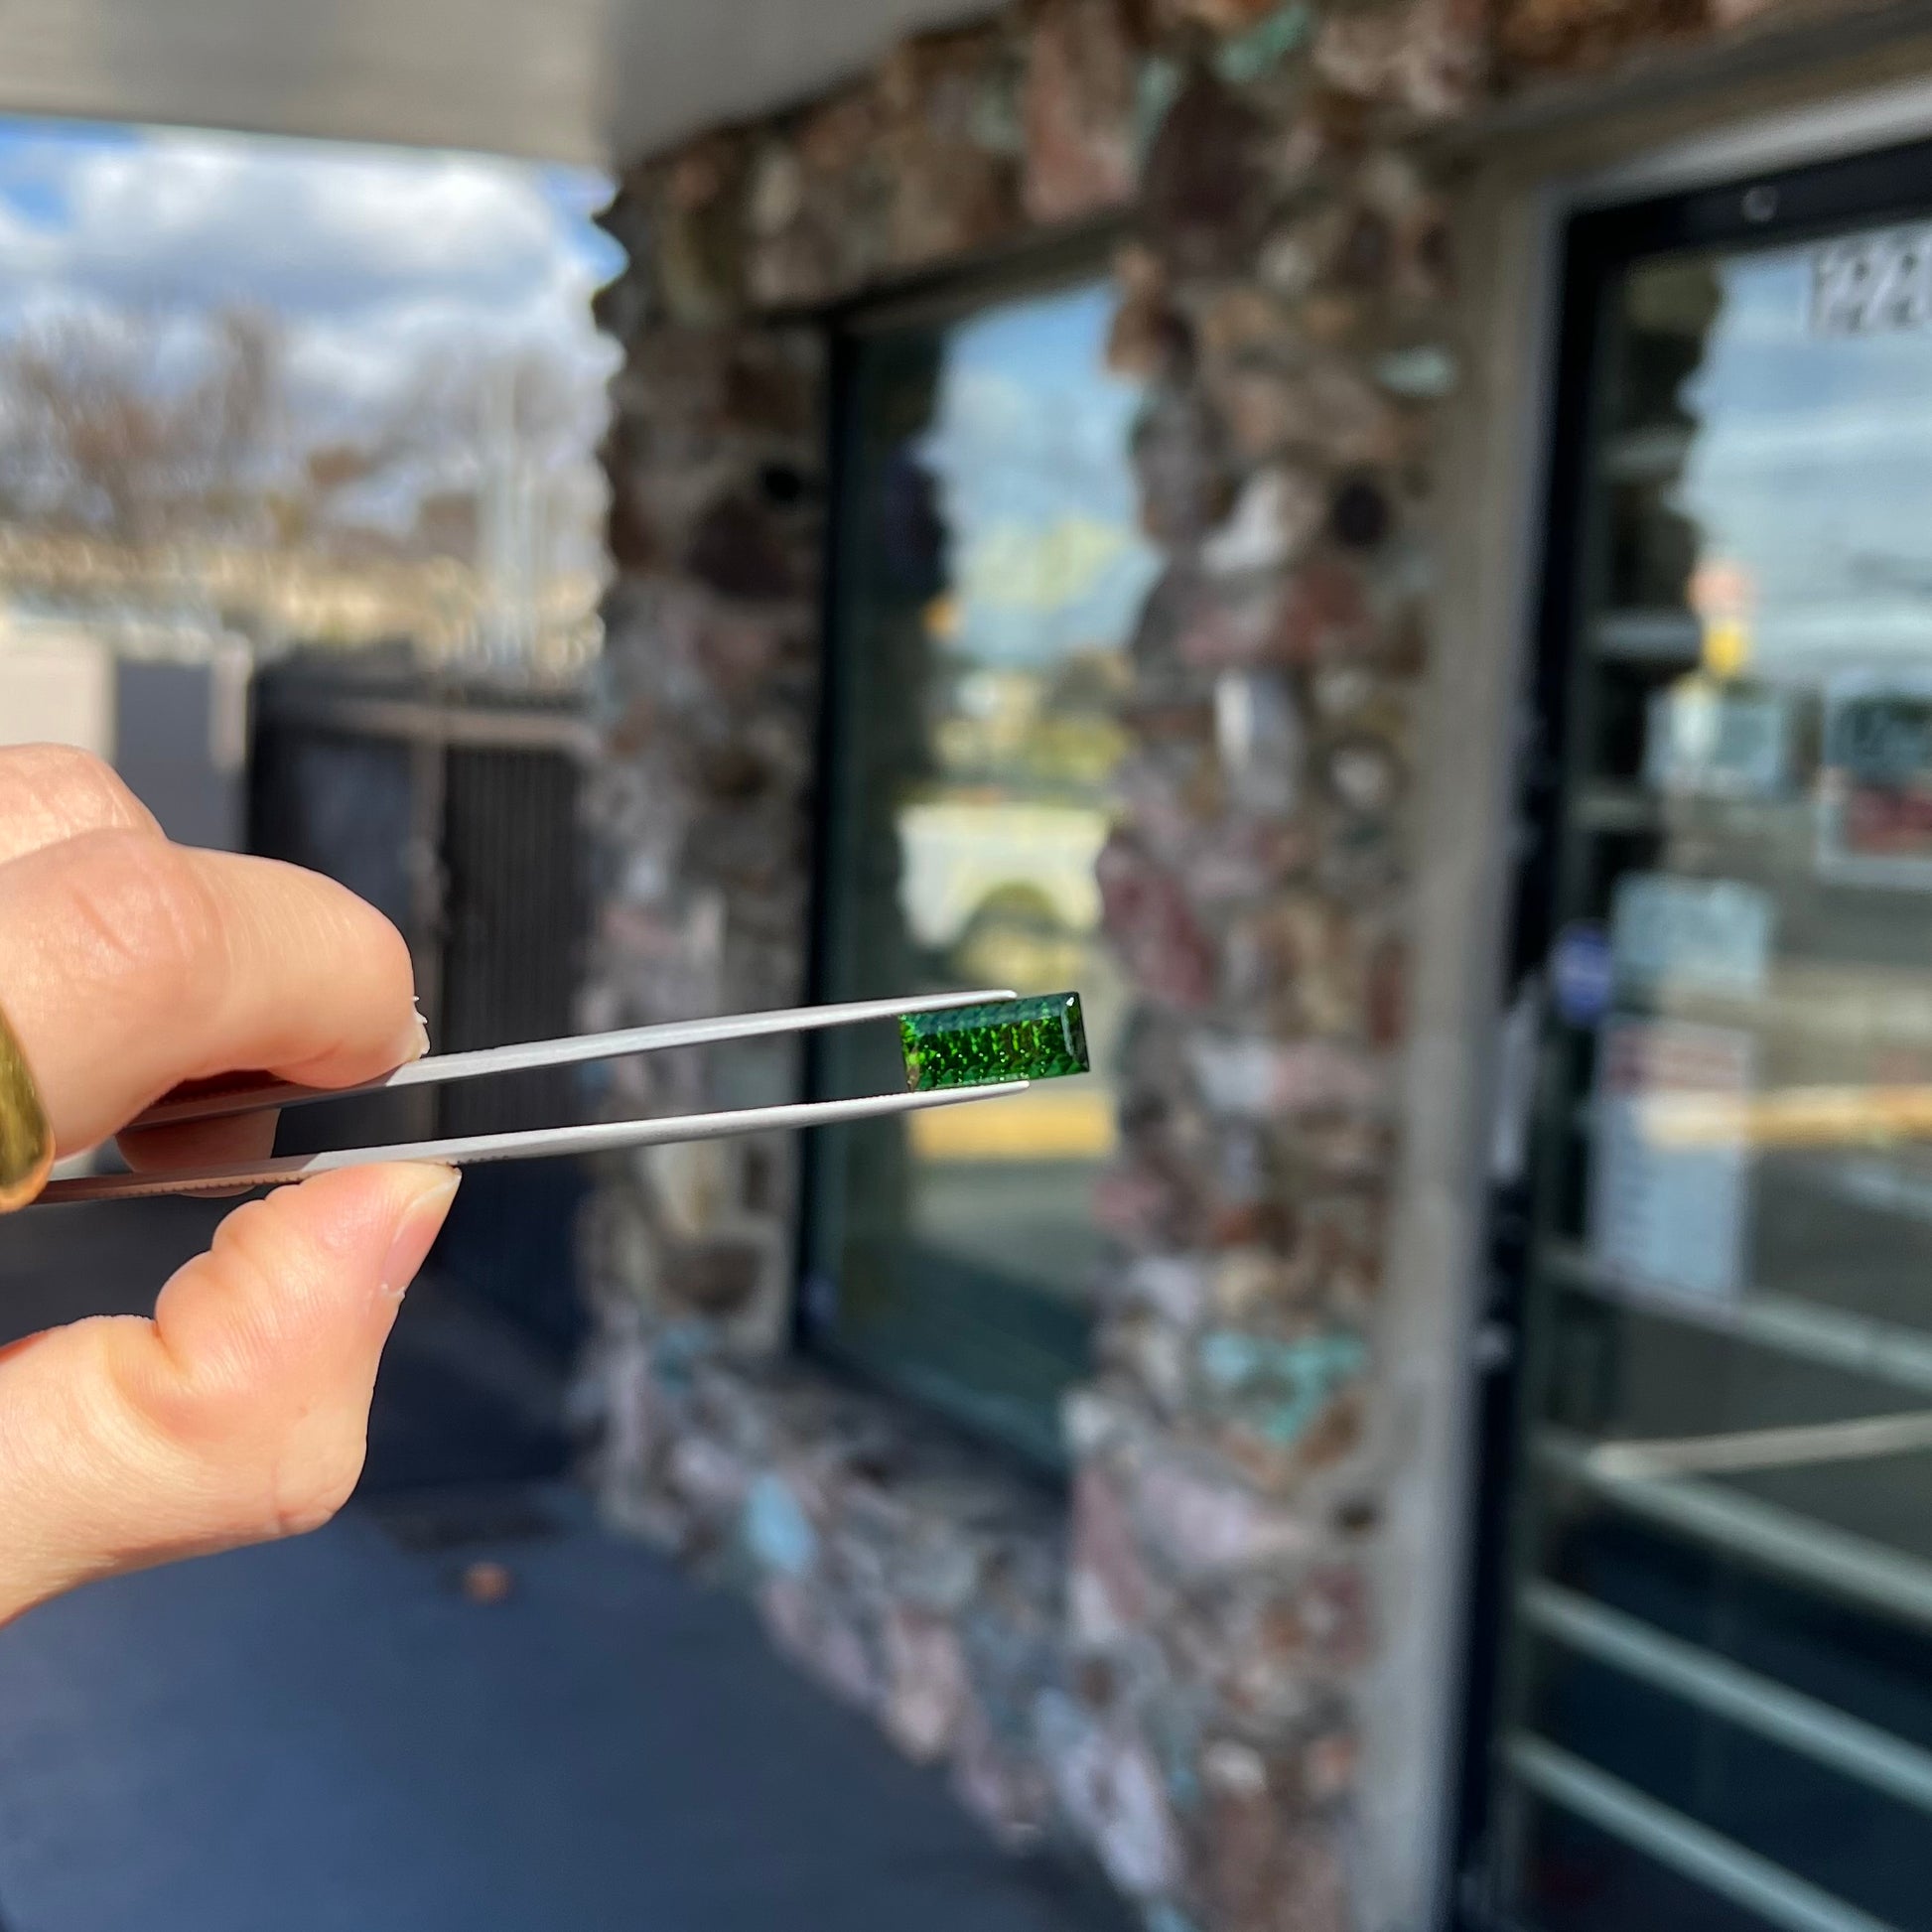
[0,114,623,497]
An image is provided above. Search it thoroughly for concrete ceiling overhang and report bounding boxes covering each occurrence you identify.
[0,0,994,170]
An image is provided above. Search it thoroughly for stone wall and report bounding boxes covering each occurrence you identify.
[575,0,1834,1927]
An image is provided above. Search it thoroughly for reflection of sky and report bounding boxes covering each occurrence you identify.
[921,281,1161,667]
[1677,237,1932,678]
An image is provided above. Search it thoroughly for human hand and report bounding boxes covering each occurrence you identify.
[0,745,459,1626]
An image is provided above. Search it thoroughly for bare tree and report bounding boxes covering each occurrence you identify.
[0,306,286,546]
[0,303,608,646]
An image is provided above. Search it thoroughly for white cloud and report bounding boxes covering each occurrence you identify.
[0,120,621,449]
[7,128,604,314]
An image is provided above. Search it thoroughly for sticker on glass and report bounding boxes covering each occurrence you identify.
[1811,225,1932,339]
[1552,923,1614,1028]
[1610,875,1773,1002]
[1819,672,1932,890]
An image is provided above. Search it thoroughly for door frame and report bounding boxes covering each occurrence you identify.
[1363,25,1932,1932]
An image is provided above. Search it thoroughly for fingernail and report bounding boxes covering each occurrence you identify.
[379,1169,461,1305]
[382,1006,431,1073]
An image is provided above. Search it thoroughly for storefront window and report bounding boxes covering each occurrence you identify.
[1475,153,1932,1932]
[804,267,1155,1467]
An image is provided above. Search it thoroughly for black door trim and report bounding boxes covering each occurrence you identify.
[1448,126,1932,1929]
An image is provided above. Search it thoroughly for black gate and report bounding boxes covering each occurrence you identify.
[249,658,592,1495]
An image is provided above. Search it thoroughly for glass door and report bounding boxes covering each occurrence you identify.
[1463,142,1932,1932]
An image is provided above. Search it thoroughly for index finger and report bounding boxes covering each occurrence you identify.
[0,829,425,1154]
[0,745,162,868]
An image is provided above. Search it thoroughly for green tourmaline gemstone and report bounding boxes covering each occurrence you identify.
[899,993,1091,1094]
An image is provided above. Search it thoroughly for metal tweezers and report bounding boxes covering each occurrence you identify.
[37,990,1030,1207]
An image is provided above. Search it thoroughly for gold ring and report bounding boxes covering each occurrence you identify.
[0,1002,53,1213]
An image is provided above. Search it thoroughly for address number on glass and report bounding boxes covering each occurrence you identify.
[1812,227,1932,338]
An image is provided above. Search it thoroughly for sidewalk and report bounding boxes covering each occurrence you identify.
[0,1489,1125,1932]
[0,1201,1128,1932]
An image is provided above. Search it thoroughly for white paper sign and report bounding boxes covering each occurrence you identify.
[1645,680,1793,800]
[1610,874,1773,1002]
[1589,1018,1755,1305]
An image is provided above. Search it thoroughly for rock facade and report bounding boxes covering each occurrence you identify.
[577,0,1841,1926]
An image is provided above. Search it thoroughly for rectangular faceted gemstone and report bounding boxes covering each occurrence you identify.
[900,993,1090,1093]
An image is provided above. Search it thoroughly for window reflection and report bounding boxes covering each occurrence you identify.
[810,275,1155,1463]
[1598,239,1932,1321]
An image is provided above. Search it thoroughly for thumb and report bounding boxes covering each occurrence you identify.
[0,1163,459,1625]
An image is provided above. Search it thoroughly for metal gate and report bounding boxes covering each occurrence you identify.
[249,659,593,1493]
